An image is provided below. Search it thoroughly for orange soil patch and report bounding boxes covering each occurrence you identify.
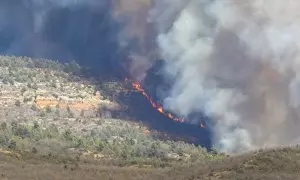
[34,97,99,110]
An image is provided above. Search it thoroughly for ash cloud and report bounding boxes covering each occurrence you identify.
[149,0,300,153]
[0,0,154,78]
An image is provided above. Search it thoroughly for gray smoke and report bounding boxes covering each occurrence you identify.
[0,0,105,57]
[0,0,154,77]
[149,0,300,153]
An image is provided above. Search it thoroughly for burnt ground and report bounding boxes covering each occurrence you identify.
[110,59,213,149]
[115,91,212,148]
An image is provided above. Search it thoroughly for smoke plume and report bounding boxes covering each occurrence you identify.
[0,0,154,78]
[149,0,300,153]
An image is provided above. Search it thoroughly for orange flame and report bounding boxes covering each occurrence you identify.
[125,78,206,128]
[126,78,184,122]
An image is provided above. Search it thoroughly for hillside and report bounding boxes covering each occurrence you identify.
[1,144,300,180]
[0,55,121,135]
[1,55,300,180]
[0,55,223,177]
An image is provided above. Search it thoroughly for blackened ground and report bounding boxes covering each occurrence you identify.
[115,91,212,149]
[101,59,213,149]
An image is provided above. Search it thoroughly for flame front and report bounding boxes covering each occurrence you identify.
[126,78,185,122]
[125,78,206,128]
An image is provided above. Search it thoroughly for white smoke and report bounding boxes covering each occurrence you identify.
[149,0,300,153]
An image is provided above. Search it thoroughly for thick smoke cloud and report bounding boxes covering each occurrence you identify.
[149,0,300,153]
[0,0,153,78]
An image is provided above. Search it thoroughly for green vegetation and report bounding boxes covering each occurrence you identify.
[1,138,300,180]
[0,55,81,75]
[0,120,221,168]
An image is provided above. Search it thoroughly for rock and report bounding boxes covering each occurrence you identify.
[166,153,180,160]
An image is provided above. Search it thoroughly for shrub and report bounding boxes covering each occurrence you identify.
[63,129,73,141]
[20,87,26,95]
[23,97,32,103]
[80,110,85,117]
[40,111,46,117]
[31,104,38,111]
[8,140,17,150]
[0,122,7,130]
[46,105,52,113]
[15,100,21,107]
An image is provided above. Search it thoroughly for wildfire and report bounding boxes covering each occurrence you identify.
[125,78,184,122]
[125,78,205,128]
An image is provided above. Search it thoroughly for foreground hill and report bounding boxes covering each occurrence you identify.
[1,146,300,180]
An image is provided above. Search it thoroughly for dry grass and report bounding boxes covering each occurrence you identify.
[1,146,300,180]
[0,150,165,180]
[167,146,300,180]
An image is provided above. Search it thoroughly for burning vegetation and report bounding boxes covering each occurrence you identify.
[125,78,205,128]
[125,77,184,122]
